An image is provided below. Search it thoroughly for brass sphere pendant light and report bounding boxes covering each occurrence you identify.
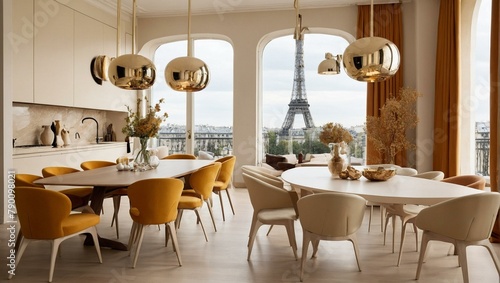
[342,0,400,82]
[108,0,156,90]
[165,0,210,92]
[318,53,342,75]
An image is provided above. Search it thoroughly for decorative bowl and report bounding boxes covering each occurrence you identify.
[362,167,396,181]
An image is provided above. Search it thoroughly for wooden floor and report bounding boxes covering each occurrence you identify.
[2,187,500,283]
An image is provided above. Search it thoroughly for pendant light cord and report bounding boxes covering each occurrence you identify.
[132,0,137,54]
[187,0,192,56]
[116,0,121,57]
[370,0,374,37]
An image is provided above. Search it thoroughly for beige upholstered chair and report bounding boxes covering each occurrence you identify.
[298,192,366,281]
[127,178,184,268]
[242,173,298,261]
[412,171,445,180]
[212,155,236,221]
[415,192,500,283]
[11,187,102,282]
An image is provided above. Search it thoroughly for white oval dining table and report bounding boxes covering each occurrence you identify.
[281,166,484,206]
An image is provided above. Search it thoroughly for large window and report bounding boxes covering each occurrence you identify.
[152,39,233,157]
[473,0,491,176]
[262,33,366,163]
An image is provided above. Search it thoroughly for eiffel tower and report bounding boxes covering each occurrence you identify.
[280,33,314,137]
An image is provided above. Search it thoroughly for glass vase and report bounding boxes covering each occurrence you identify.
[327,142,347,178]
[134,137,151,171]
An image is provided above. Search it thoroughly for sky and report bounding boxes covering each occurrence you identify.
[152,1,491,128]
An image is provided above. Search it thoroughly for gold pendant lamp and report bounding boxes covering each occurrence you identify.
[108,0,156,90]
[342,0,400,82]
[164,0,210,92]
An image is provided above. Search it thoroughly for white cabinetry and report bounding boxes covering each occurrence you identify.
[34,0,74,106]
[11,0,34,103]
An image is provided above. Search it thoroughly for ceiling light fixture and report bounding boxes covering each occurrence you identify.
[318,53,342,75]
[342,0,400,82]
[108,0,156,90]
[164,0,210,92]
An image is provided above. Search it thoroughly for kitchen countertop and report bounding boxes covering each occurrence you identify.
[13,142,127,157]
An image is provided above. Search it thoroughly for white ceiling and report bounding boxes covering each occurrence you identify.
[86,0,402,18]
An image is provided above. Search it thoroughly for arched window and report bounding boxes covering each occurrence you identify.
[152,39,234,157]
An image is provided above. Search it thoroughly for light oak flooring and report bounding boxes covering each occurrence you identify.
[2,187,500,283]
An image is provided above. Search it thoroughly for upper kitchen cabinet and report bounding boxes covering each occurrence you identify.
[74,13,136,112]
[34,0,74,106]
[11,0,34,103]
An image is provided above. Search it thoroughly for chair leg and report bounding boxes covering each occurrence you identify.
[397,220,409,266]
[167,222,182,266]
[266,225,274,236]
[205,200,217,232]
[218,190,226,221]
[456,242,470,283]
[128,222,138,256]
[89,227,103,263]
[9,238,30,280]
[225,188,235,215]
[482,240,500,274]
[368,204,373,232]
[415,232,430,280]
[349,235,362,271]
[300,232,311,282]
[49,238,63,282]
[284,221,298,260]
[247,221,262,261]
[131,225,145,268]
[194,209,209,242]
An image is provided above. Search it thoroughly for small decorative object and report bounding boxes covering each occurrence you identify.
[51,122,57,148]
[362,167,396,181]
[122,98,168,171]
[149,155,160,169]
[365,87,420,164]
[343,166,362,180]
[319,122,353,178]
[40,125,53,146]
[116,163,125,171]
[61,128,71,146]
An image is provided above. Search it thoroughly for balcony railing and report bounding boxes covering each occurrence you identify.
[476,138,490,176]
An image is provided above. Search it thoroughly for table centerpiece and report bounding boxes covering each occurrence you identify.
[319,122,353,178]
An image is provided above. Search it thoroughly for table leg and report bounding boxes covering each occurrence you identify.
[83,186,128,251]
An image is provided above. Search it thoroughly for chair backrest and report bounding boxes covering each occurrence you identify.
[80,160,116,170]
[366,164,402,170]
[189,162,222,199]
[297,192,366,237]
[396,167,418,176]
[15,187,71,239]
[41,166,80,177]
[128,178,184,225]
[214,156,236,189]
[162,153,197,160]
[413,171,445,180]
[15,173,44,188]
[441,175,486,190]
[241,165,284,188]
[415,192,500,241]
[242,173,294,213]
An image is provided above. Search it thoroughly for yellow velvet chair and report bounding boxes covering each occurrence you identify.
[441,174,486,190]
[41,167,94,210]
[162,153,197,160]
[176,162,221,242]
[127,178,184,268]
[80,160,127,239]
[212,155,236,221]
[10,186,102,282]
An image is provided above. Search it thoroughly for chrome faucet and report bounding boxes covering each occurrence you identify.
[82,117,99,144]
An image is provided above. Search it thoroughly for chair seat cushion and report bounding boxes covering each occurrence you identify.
[178,195,203,209]
[62,213,100,236]
[60,187,93,198]
[258,207,297,223]
[213,180,226,190]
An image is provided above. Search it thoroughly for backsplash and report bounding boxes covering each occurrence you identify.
[13,103,112,146]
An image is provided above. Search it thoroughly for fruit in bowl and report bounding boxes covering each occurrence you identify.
[362,167,396,181]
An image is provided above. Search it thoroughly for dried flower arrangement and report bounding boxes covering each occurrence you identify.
[365,87,420,164]
[319,122,353,145]
[122,98,168,139]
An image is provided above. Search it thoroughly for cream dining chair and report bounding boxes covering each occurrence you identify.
[298,192,366,281]
[415,192,500,283]
[242,173,298,261]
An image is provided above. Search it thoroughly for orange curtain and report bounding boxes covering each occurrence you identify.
[432,0,461,177]
[360,4,405,165]
[489,0,500,241]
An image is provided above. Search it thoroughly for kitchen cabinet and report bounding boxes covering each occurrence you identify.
[11,0,34,103]
[34,0,74,106]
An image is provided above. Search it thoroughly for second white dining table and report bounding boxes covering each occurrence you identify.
[281,166,483,205]
[34,159,214,250]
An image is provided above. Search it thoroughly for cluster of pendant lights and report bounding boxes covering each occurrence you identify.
[107,0,209,92]
[318,0,400,82]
